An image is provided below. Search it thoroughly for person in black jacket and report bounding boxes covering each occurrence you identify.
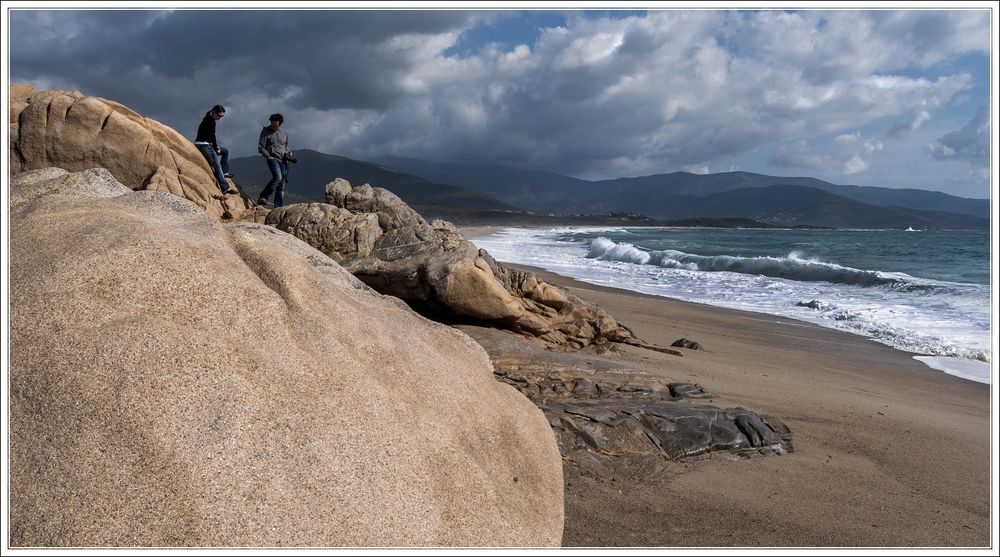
[194,104,235,194]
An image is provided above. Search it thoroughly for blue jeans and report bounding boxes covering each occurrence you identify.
[259,158,288,207]
[196,144,230,192]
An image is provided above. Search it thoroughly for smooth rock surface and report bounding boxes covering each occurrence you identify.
[10,84,248,220]
[9,168,563,547]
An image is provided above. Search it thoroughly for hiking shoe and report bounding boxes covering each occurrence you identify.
[256,198,270,207]
[224,173,234,178]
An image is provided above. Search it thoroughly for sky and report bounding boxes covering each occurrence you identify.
[4,4,996,198]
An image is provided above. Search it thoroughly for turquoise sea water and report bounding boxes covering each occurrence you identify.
[471,227,993,384]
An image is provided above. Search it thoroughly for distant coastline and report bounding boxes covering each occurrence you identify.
[227,149,990,231]
[418,206,834,229]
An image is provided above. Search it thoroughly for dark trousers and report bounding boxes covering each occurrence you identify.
[259,158,288,207]
[196,144,230,192]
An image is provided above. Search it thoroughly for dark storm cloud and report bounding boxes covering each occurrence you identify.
[143,10,480,109]
[7,9,991,185]
[927,104,989,163]
[9,9,483,159]
[10,9,476,111]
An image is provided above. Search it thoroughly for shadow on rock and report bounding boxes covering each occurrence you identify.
[260,177,683,353]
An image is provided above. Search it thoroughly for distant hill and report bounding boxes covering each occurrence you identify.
[414,206,831,229]
[595,171,989,219]
[377,155,596,209]
[377,156,989,222]
[228,149,517,211]
[582,184,989,229]
[232,150,987,229]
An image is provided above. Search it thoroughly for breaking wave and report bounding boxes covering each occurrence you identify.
[472,228,991,383]
[587,237,931,289]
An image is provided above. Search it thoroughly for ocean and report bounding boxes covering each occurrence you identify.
[470,227,993,384]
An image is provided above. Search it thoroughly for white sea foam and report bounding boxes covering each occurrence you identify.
[913,357,991,384]
[588,237,942,289]
[471,227,992,384]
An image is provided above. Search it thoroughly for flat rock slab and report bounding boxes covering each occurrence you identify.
[458,325,792,463]
[549,399,790,460]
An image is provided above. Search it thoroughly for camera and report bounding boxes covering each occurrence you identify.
[282,153,297,164]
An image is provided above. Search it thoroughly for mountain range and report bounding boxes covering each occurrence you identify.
[228,150,517,211]
[229,150,989,229]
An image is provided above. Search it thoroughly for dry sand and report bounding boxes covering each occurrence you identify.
[512,265,992,548]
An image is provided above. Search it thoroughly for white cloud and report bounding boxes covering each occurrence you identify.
[8,9,991,181]
[840,153,868,175]
[339,10,986,176]
[769,132,884,175]
[682,164,711,175]
[835,132,885,154]
[966,167,989,183]
[864,139,885,154]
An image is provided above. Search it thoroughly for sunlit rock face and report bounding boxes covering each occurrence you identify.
[264,177,645,350]
[8,168,564,547]
[10,84,247,220]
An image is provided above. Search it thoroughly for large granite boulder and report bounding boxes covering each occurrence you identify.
[264,178,659,351]
[9,84,247,220]
[9,168,563,547]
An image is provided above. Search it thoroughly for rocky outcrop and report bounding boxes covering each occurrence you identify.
[529,388,789,461]
[263,178,662,351]
[671,338,702,350]
[9,84,247,220]
[7,86,662,353]
[460,326,791,463]
[9,168,564,547]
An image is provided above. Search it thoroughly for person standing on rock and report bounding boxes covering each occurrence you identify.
[194,104,235,195]
[256,113,294,208]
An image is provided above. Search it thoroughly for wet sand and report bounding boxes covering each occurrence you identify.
[514,264,992,547]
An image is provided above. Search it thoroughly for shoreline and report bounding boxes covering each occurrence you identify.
[522,261,988,384]
[461,225,991,385]
[493,262,991,547]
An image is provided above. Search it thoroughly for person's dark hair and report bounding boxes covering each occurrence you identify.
[269,113,284,124]
[206,104,225,117]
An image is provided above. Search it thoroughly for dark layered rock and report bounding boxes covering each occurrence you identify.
[265,177,661,350]
[460,325,792,463]
[671,338,702,350]
[547,399,789,460]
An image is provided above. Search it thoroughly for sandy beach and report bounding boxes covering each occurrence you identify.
[497,259,992,547]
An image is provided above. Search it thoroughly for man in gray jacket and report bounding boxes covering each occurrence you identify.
[257,113,293,207]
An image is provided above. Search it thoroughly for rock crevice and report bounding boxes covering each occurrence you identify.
[258,177,661,351]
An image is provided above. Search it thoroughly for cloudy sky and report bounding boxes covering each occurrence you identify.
[6,6,995,198]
